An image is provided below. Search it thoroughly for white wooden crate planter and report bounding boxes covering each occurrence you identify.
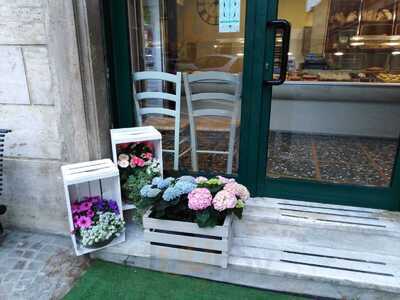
[61,159,125,256]
[143,209,233,268]
[110,126,163,210]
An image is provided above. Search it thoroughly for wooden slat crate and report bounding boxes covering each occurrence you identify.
[110,126,163,211]
[143,209,232,268]
[61,159,125,256]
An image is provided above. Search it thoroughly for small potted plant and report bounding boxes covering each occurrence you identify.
[117,142,161,207]
[71,196,125,249]
[140,176,250,267]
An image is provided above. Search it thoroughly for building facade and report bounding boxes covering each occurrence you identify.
[1,0,400,235]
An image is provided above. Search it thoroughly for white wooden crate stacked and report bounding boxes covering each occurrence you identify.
[110,126,163,210]
[61,159,125,256]
[143,210,232,268]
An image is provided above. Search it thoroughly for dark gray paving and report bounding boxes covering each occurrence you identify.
[0,230,89,300]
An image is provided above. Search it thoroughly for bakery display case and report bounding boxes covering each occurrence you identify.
[281,0,400,84]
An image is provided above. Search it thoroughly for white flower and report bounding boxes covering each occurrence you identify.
[118,160,129,168]
[118,154,129,161]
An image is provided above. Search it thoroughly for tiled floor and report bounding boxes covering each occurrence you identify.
[0,230,89,300]
[162,130,398,187]
[267,132,398,187]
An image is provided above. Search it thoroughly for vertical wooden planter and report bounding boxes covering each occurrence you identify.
[61,159,125,256]
[110,126,163,210]
[143,210,232,268]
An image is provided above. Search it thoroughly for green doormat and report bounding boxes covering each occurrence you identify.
[64,260,309,300]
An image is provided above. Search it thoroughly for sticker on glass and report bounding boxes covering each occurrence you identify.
[219,0,241,33]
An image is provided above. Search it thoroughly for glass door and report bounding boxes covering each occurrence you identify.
[125,0,248,176]
[251,0,400,210]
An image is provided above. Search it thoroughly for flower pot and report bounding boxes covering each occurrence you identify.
[143,209,232,268]
[81,235,116,249]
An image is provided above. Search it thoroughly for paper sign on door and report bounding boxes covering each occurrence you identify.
[219,0,241,33]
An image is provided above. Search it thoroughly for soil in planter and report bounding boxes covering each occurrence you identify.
[150,197,227,227]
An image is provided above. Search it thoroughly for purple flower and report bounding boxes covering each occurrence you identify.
[77,216,92,229]
[95,199,106,211]
[108,200,119,214]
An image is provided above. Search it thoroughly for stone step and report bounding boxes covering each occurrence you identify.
[234,198,400,257]
[92,197,400,299]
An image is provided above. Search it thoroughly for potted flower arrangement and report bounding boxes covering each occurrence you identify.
[117,142,161,207]
[139,175,249,227]
[140,175,250,268]
[72,196,125,249]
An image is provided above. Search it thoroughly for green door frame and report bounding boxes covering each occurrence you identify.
[104,0,400,210]
[240,0,400,211]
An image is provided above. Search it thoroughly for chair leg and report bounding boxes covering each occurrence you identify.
[227,127,236,175]
[174,128,180,171]
[189,122,198,172]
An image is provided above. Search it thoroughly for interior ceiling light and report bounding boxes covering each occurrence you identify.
[334,52,344,56]
[392,51,400,55]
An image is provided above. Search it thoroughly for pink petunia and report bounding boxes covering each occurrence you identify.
[79,201,92,212]
[71,203,80,214]
[73,215,80,225]
[77,216,92,229]
[86,210,95,218]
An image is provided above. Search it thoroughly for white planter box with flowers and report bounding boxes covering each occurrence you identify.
[61,159,125,256]
[110,126,162,211]
[141,176,250,268]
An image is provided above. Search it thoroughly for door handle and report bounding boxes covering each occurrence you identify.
[265,19,291,86]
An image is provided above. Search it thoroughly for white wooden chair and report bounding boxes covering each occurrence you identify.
[183,71,242,174]
[133,71,190,171]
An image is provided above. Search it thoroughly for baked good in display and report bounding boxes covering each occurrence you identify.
[302,74,319,81]
[376,73,400,83]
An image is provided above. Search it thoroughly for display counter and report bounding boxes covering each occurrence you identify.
[270,81,400,138]
[273,81,400,102]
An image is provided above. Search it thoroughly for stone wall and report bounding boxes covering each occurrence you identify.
[0,0,100,234]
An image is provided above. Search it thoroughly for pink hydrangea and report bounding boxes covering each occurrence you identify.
[212,190,237,211]
[223,182,250,202]
[188,188,213,211]
[217,176,236,184]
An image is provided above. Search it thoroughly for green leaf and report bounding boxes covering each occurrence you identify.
[195,211,211,228]
[233,208,243,219]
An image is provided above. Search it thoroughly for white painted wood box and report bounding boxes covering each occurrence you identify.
[61,159,125,256]
[110,126,163,210]
[143,209,232,268]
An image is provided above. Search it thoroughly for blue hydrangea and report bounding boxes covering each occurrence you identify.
[157,177,174,189]
[174,180,197,194]
[178,176,196,184]
[140,184,161,198]
[162,186,181,202]
[152,177,162,186]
